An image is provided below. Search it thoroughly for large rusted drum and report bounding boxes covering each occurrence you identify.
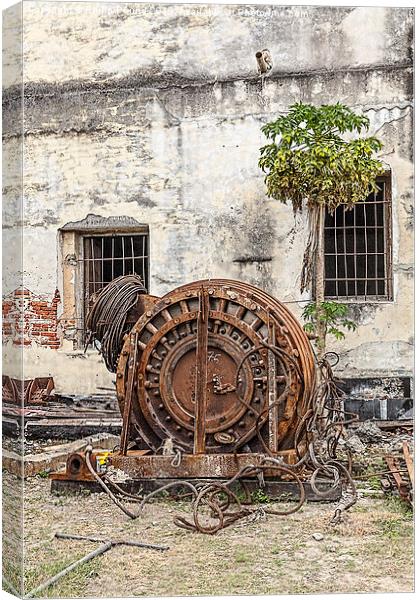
[115,279,316,456]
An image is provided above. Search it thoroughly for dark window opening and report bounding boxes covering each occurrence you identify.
[324,176,392,300]
[83,233,149,322]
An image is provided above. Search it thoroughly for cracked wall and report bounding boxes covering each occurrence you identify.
[2,2,413,394]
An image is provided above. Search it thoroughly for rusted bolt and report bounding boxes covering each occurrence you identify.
[165,416,171,422]
[158,403,164,409]
[117,373,123,379]
[146,311,152,317]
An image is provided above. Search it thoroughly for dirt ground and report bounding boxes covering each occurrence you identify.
[3,473,413,598]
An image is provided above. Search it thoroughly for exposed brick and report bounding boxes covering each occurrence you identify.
[2,287,61,350]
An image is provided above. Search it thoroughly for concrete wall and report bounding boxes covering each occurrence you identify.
[2,2,414,394]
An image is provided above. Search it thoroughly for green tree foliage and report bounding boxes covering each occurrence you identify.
[259,102,384,213]
[302,301,357,342]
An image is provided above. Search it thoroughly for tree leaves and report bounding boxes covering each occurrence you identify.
[259,102,384,213]
[302,301,357,342]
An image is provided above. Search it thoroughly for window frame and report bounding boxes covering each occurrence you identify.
[59,217,149,350]
[322,173,393,303]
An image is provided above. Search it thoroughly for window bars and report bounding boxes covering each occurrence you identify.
[324,176,392,301]
[83,234,149,321]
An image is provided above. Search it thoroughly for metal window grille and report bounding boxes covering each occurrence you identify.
[83,233,149,322]
[324,176,392,301]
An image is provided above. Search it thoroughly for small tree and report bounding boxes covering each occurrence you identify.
[259,102,383,356]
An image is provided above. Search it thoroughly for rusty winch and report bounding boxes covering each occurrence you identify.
[56,277,317,483]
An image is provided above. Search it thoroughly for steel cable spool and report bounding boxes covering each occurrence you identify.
[116,279,316,455]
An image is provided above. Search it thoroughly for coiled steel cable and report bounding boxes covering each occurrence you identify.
[85,275,146,372]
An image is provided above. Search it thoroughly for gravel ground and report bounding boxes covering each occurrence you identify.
[2,473,413,598]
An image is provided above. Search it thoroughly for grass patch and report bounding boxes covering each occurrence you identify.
[234,549,252,564]
[24,553,102,598]
[375,510,413,540]
[384,495,413,517]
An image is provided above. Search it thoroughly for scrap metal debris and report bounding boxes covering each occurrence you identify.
[2,375,55,405]
[80,353,359,533]
[383,441,413,507]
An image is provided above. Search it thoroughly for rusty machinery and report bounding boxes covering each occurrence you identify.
[52,276,359,530]
[54,276,317,482]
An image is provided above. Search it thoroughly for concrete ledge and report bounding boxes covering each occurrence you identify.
[2,433,120,478]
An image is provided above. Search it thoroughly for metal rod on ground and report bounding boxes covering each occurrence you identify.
[25,533,169,598]
[55,532,169,551]
[25,542,112,598]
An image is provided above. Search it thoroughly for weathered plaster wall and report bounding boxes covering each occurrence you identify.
[2,3,413,393]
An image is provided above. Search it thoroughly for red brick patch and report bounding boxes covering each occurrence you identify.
[2,287,61,349]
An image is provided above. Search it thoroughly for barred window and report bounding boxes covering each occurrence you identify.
[324,175,392,300]
[83,233,149,321]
